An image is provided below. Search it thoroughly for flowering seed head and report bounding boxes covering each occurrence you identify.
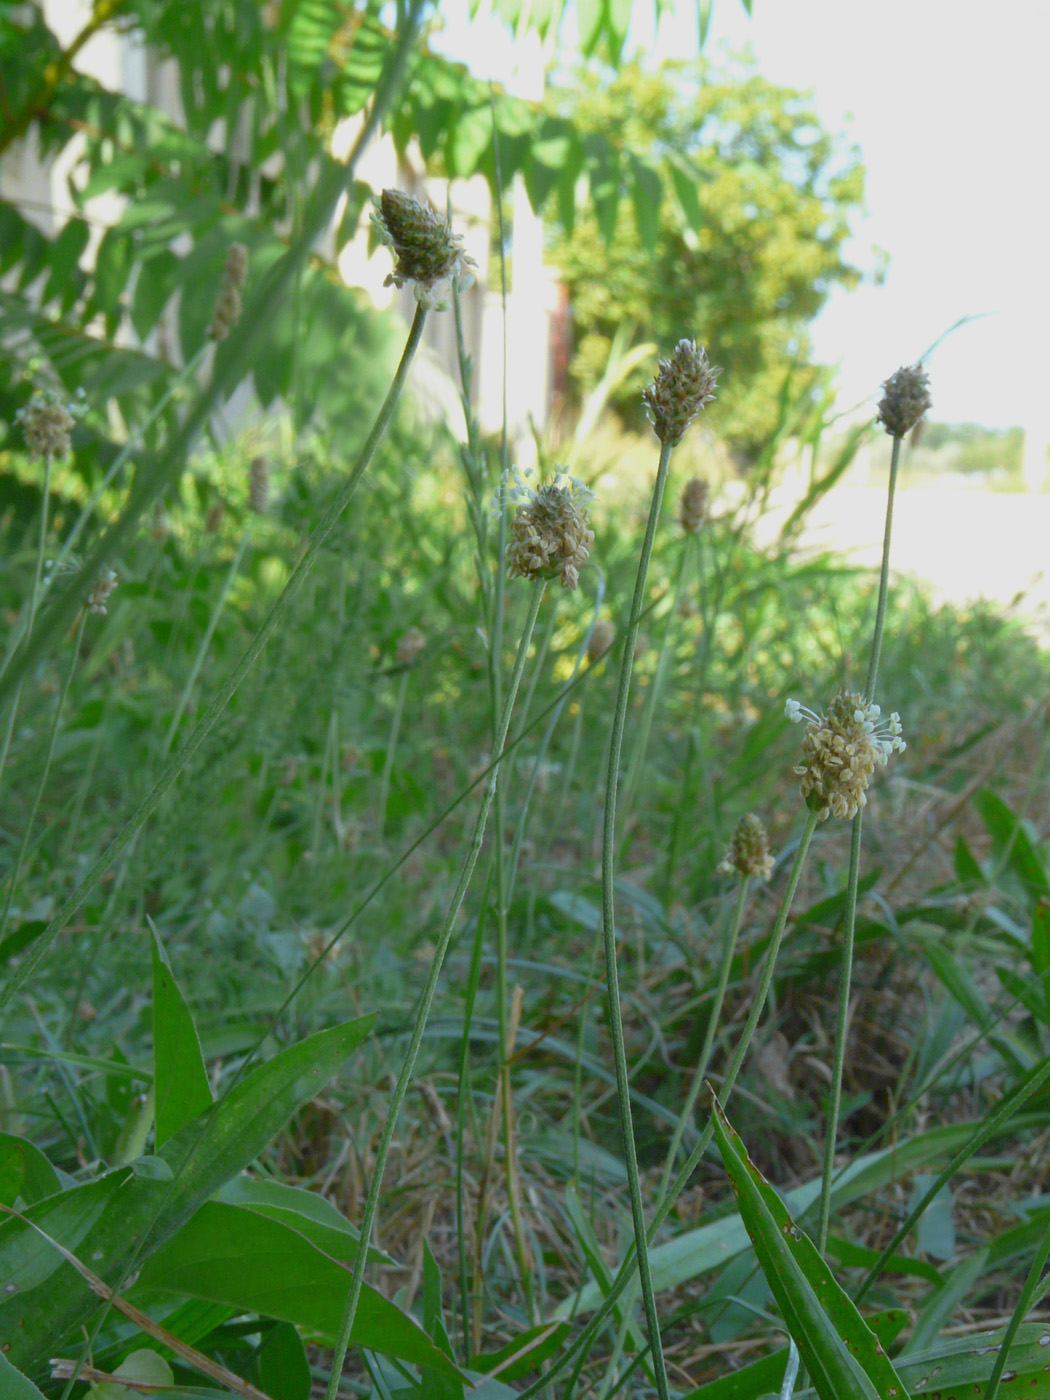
[248,455,270,514]
[209,243,249,341]
[396,626,426,666]
[371,188,477,311]
[718,813,775,881]
[587,618,615,663]
[642,340,719,446]
[679,476,709,534]
[87,567,119,615]
[499,467,595,591]
[786,692,906,822]
[877,363,932,438]
[16,387,84,458]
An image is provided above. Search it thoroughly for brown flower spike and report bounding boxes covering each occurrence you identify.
[209,243,249,341]
[500,468,595,591]
[372,189,476,310]
[17,387,84,458]
[643,340,719,446]
[877,363,932,438]
[717,813,775,881]
[786,693,905,822]
[679,476,709,534]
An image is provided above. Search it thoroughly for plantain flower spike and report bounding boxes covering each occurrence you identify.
[248,455,270,514]
[499,466,595,591]
[396,627,426,666]
[679,476,709,534]
[87,567,119,615]
[209,243,249,341]
[371,188,476,311]
[587,618,615,663]
[642,339,719,446]
[877,363,932,438]
[717,813,775,881]
[17,386,85,458]
[786,692,906,822]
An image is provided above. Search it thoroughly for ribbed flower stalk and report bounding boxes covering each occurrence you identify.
[596,339,719,1400]
[815,362,928,1256]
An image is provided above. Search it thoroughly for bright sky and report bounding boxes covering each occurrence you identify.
[436,0,1050,431]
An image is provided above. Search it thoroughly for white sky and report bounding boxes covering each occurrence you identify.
[435,0,1050,430]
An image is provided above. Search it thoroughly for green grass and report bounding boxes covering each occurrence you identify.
[2,391,1050,1398]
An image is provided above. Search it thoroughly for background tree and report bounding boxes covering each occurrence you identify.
[545,53,868,457]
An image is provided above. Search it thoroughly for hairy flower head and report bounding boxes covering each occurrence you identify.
[642,340,719,446]
[87,567,119,615]
[498,467,595,591]
[877,363,932,438]
[718,813,775,881]
[17,387,85,458]
[371,188,476,311]
[786,692,906,821]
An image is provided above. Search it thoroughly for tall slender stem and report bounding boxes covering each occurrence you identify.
[658,875,748,1199]
[323,581,546,1400]
[864,434,901,702]
[818,427,903,1253]
[599,439,674,1400]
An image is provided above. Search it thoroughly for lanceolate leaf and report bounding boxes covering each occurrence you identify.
[708,1090,907,1400]
[151,926,212,1148]
[0,1353,47,1399]
[0,1016,375,1379]
[137,1203,461,1377]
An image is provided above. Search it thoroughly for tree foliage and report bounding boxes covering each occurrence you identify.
[545,54,867,455]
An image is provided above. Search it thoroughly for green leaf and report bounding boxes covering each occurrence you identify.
[974,789,1050,902]
[0,1352,48,1398]
[1033,899,1050,1021]
[0,1133,62,1207]
[680,1311,908,1400]
[216,1176,390,1265]
[558,1119,984,1314]
[90,1348,174,1400]
[907,1174,955,1261]
[708,1090,908,1400]
[0,1016,376,1378]
[151,926,212,1147]
[953,835,986,885]
[628,153,662,249]
[472,1320,572,1383]
[138,1202,461,1378]
[252,1322,311,1400]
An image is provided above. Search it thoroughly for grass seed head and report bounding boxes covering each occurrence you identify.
[877,362,932,438]
[642,339,719,446]
[718,813,775,880]
[786,691,906,821]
